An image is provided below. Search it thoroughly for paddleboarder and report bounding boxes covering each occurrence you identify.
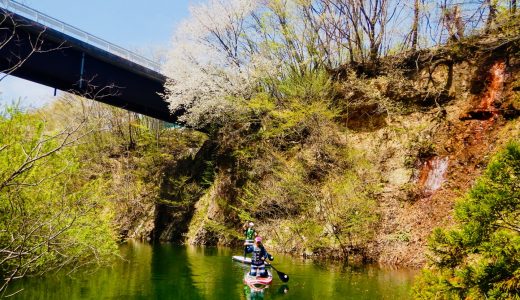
[243,222,257,259]
[248,236,273,278]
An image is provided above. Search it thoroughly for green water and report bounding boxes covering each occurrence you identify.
[9,242,416,299]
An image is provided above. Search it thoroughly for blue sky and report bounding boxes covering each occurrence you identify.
[0,0,195,108]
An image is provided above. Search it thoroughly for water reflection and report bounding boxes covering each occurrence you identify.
[8,242,416,299]
[244,284,266,300]
[150,244,203,299]
[184,246,243,299]
[7,241,154,299]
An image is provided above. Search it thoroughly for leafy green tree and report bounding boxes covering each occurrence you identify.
[0,107,117,296]
[414,142,520,299]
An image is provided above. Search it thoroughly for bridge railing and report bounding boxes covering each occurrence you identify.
[0,0,163,74]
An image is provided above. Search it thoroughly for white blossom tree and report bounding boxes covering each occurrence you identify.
[162,0,504,128]
[162,0,261,128]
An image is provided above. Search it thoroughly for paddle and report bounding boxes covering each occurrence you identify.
[267,262,289,282]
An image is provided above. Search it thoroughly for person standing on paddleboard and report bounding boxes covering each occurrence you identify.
[243,222,257,259]
[248,236,273,278]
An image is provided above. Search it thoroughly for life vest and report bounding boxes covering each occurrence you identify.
[244,228,255,245]
[245,228,255,240]
[251,245,267,265]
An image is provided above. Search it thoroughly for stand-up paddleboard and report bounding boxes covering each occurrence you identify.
[244,270,273,286]
[232,255,252,264]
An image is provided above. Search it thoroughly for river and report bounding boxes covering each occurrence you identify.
[9,241,416,299]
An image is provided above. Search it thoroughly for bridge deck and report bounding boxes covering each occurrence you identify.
[0,0,178,123]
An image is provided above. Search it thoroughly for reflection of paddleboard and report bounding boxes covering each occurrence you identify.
[232,255,252,264]
[244,270,273,286]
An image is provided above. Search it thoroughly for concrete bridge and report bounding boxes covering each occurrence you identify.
[0,0,178,123]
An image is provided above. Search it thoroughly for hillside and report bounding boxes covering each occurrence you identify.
[148,31,520,267]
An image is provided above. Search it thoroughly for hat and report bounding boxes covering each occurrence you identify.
[255,236,262,243]
[248,222,254,227]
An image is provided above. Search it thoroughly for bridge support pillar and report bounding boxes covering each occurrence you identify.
[79,52,85,89]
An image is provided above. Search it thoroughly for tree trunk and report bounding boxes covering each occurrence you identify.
[513,0,517,14]
[369,44,379,62]
[454,6,464,39]
[486,0,497,31]
[411,0,419,51]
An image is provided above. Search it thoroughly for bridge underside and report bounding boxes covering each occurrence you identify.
[0,9,180,123]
